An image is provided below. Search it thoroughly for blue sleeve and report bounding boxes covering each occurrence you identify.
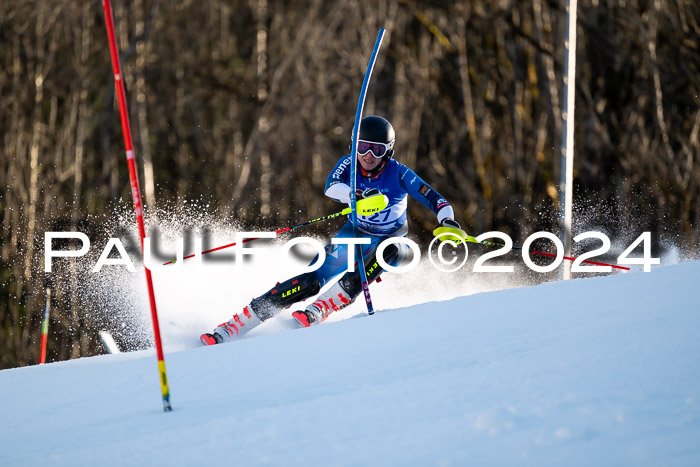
[324,155,352,201]
[398,165,451,215]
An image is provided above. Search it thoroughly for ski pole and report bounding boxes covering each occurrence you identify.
[349,28,386,316]
[433,227,630,271]
[163,195,389,265]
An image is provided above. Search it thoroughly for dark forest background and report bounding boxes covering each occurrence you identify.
[1,0,698,368]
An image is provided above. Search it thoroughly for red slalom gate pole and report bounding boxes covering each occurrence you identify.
[102,0,171,412]
[39,288,51,364]
[164,232,281,265]
[529,249,630,271]
[467,236,630,271]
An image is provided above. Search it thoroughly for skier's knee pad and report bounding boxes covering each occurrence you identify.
[251,271,321,320]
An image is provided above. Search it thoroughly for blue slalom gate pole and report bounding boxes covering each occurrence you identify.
[350,28,386,316]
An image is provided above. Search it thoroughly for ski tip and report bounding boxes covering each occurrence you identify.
[291,311,311,328]
[200,333,217,346]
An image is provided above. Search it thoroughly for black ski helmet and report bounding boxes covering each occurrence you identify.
[356,115,395,160]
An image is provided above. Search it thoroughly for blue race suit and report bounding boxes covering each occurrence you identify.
[313,155,454,287]
[247,155,454,320]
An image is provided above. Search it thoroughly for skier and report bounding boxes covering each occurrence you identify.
[201,115,461,345]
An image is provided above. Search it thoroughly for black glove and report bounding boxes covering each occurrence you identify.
[440,218,461,230]
[355,188,381,199]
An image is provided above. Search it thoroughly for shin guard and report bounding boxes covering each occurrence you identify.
[249,271,321,320]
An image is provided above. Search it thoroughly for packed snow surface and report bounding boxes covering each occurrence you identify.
[2,260,699,466]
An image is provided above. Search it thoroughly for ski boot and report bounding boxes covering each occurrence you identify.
[292,280,355,328]
[200,305,262,345]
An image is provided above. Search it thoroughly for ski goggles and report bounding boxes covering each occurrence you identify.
[357,140,393,158]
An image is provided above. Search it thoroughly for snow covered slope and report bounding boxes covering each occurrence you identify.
[2,261,699,466]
